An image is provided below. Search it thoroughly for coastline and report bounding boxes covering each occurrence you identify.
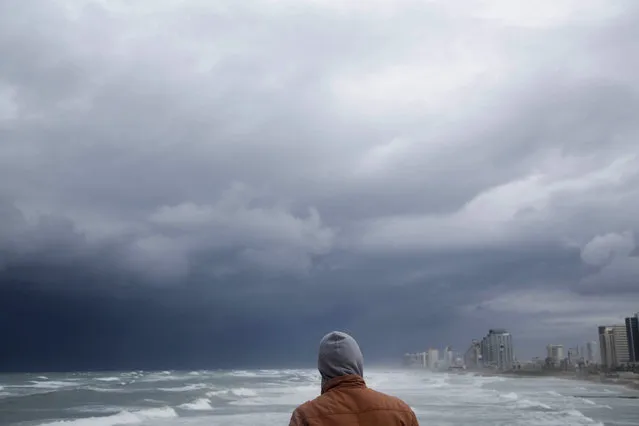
[467,370,639,392]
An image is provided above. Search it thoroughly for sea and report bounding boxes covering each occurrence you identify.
[1,369,638,426]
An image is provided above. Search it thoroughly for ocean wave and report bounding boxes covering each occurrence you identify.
[84,387,126,394]
[476,376,507,384]
[158,384,208,392]
[546,390,562,397]
[500,392,518,401]
[229,370,258,377]
[560,408,601,424]
[526,408,603,426]
[38,407,177,426]
[179,398,214,410]
[228,398,268,406]
[515,399,552,410]
[95,377,121,382]
[579,397,596,406]
[206,387,259,399]
[68,405,123,415]
[230,388,258,397]
[257,369,284,376]
[28,381,77,389]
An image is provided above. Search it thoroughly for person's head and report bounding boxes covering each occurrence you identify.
[317,331,364,388]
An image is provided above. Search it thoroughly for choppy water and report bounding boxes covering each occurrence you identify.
[1,369,638,425]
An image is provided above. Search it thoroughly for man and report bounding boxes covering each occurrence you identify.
[289,331,420,426]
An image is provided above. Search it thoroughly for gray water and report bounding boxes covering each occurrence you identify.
[1,369,638,425]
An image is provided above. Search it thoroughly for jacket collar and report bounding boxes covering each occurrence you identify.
[321,374,366,394]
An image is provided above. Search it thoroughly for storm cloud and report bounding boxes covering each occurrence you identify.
[1,0,639,370]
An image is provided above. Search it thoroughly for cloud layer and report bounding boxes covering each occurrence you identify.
[1,0,639,368]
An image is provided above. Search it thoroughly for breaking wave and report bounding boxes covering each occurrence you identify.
[38,407,177,426]
[179,398,214,411]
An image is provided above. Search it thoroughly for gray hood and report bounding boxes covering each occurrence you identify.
[317,331,364,388]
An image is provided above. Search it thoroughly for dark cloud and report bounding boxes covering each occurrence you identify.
[1,0,639,370]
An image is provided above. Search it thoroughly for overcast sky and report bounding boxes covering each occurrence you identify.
[1,0,639,370]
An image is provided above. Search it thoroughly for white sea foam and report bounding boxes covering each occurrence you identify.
[206,387,269,402]
[228,398,268,406]
[179,398,214,411]
[230,388,258,397]
[524,409,603,426]
[158,384,208,392]
[38,407,177,426]
[516,399,552,410]
[178,412,290,426]
[560,408,600,423]
[228,384,322,407]
[579,397,596,405]
[546,390,562,397]
[68,405,123,414]
[96,377,121,382]
[230,370,258,377]
[501,392,519,401]
[85,387,125,394]
[28,381,77,389]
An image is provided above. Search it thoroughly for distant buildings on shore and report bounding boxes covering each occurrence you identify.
[626,315,639,364]
[585,341,598,364]
[403,312,639,373]
[546,344,564,367]
[403,347,463,371]
[404,328,516,372]
[481,329,514,371]
[598,312,639,369]
[464,340,482,369]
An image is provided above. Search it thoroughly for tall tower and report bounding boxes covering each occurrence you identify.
[625,314,639,363]
[599,326,617,369]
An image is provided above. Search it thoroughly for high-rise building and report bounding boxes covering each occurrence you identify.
[546,344,564,366]
[625,314,639,363]
[613,325,630,365]
[481,329,514,370]
[403,352,427,368]
[464,340,482,369]
[444,346,454,366]
[599,325,630,367]
[599,326,618,368]
[585,341,598,363]
[428,348,439,370]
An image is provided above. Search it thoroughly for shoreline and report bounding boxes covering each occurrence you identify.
[466,370,639,392]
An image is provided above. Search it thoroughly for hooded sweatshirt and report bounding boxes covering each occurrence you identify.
[317,331,364,389]
[289,331,419,425]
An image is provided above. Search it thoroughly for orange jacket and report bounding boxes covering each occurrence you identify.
[289,375,420,426]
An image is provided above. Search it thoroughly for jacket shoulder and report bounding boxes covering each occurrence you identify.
[296,387,413,418]
[363,388,414,412]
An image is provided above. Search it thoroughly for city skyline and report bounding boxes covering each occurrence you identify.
[406,311,639,370]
